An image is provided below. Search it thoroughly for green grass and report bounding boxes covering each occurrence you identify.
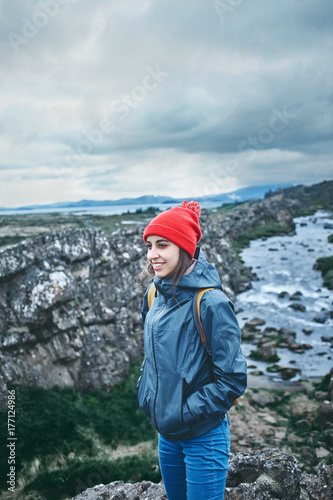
[290,208,317,217]
[0,361,157,498]
[0,235,29,247]
[209,201,244,215]
[312,372,331,393]
[309,197,333,210]
[231,220,293,257]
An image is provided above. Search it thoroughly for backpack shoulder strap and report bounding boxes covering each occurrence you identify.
[147,283,156,310]
[193,287,238,419]
[192,288,215,355]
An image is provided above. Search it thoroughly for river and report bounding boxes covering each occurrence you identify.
[235,210,333,381]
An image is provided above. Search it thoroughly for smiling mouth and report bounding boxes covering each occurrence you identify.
[152,263,165,269]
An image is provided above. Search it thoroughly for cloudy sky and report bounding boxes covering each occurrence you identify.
[0,0,332,208]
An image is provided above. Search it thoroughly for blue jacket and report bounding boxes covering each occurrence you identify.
[137,248,247,442]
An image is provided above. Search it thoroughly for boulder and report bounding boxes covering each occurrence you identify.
[300,462,333,500]
[277,366,302,380]
[288,303,306,312]
[225,449,301,499]
[317,401,333,429]
[250,342,279,363]
[313,311,331,323]
[250,392,276,407]
[244,318,266,328]
[71,480,167,500]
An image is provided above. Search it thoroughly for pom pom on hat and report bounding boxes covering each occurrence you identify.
[143,200,202,258]
[180,200,201,217]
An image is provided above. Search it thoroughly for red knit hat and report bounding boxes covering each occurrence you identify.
[143,201,202,258]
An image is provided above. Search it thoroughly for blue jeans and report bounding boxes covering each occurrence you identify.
[158,418,230,500]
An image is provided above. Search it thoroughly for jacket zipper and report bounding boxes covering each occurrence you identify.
[181,378,185,424]
[151,286,167,433]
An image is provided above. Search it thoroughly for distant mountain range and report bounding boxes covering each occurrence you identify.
[0,183,293,211]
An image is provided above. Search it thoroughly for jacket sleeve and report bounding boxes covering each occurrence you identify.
[141,283,152,326]
[182,289,247,424]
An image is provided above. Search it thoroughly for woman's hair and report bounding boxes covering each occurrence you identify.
[138,247,193,292]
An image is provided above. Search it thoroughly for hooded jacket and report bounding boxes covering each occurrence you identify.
[137,247,247,442]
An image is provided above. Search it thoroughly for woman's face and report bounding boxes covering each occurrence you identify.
[145,235,180,278]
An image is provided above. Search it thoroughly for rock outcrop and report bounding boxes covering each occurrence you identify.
[0,228,147,407]
[265,179,333,211]
[70,449,333,500]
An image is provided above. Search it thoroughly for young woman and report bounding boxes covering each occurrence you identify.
[137,201,247,500]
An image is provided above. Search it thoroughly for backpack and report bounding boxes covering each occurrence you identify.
[147,283,237,422]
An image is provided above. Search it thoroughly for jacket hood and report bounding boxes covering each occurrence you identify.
[154,247,223,296]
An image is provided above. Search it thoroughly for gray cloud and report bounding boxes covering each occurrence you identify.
[0,0,332,207]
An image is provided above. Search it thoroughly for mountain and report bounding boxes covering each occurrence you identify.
[0,183,293,211]
[0,195,177,211]
[195,183,293,204]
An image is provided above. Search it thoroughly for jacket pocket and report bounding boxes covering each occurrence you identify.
[155,377,189,435]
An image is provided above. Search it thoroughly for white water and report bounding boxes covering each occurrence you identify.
[235,210,333,381]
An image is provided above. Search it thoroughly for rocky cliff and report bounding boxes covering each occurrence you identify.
[0,180,332,408]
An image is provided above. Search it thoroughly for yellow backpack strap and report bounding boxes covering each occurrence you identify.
[196,288,215,346]
[194,287,238,416]
[147,283,156,309]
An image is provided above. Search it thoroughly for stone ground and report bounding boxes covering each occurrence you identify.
[228,375,321,459]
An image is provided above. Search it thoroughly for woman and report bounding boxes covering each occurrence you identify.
[137,201,247,500]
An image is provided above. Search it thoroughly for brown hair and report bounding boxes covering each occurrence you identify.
[138,247,193,293]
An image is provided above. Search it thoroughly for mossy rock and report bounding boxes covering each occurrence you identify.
[314,255,333,289]
[249,350,280,363]
[314,255,333,274]
[323,269,333,289]
[266,364,281,373]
